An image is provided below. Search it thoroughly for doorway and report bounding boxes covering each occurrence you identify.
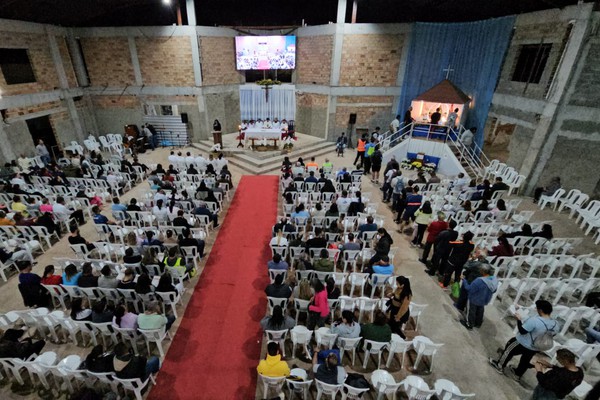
[26,115,60,159]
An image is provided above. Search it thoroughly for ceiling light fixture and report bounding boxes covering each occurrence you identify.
[162,0,171,5]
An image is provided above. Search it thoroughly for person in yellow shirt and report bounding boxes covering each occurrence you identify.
[257,342,290,377]
[0,210,15,226]
[11,195,28,217]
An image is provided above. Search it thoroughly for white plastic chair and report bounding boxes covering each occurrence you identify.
[401,375,437,399]
[409,302,428,331]
[258,374,286,400]
[286,368,313,400]
[349,273,369,297]
[316,379,344,400]
[371,369,402,400]
[315,327,338,349]
[434,378,475,400]
[139,327,171,359]
[155,291,181,318]
[265,329,289,358]
[294,298,311,324]
[357,297,379,323]
[51,355,83,393]
[290,326,312,360]
[267,297,289,315]
[25,351,57,390]
[179,246,201,270]
[412,336,444,373]
[337,336,362,366]
[539,188,566,211]
[362,339,388,369]
[342,383,370,399]
[114,375,156,400]
[386,334,412,369]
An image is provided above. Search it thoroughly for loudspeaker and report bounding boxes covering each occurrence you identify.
[349,113,357,124]
[181,113,188,124]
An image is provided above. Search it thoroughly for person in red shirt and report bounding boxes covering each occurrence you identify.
[419,212,448,266]
[41,265,62,285]
[487,235,515,258]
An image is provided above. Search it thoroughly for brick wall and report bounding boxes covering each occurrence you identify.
[296,35,333,85]
[4,100,63,119]
[296,93,328,138]
[199,36,242,85]
[57,36,78,88]
[81,37,135,86]
[339,34,403,87]
[569,41,600,108]
[0,31,61,96]
[136,36,195,86]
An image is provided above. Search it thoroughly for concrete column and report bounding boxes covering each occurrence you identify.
[186,0,197,26]
[522,12,592,194]
[0,123,15,164]
[48,31,85,142]
[190,34,203,87]
[128,37,143,86]
[327,95,338,141]
[66,31,89,87]
[336,0,347,24]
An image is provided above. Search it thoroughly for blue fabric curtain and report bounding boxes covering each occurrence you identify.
[240,84,296,121]
[398,17,515,149]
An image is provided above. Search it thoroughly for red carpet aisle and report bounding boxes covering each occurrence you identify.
[149,176,278,399]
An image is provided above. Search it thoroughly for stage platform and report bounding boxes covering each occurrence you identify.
[192,132,335,175]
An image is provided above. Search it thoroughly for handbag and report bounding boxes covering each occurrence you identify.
[451,282,461,298]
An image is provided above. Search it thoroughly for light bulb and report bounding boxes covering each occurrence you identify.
[162,0,171,5]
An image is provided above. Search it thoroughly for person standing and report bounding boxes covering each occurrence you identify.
[447,108,459,129]
[370,145,383,184]
[142,124,154,151]
[390,115,401,134]
[531,349,583,400]
[411,201,433,247]
[426,220,458,276]
[403,107,414,128]
[36,139,51,165]
[308,279,329,330]
[336,132,348,157]
[386,276,412,339]
[212,119,223,148]
[461,127,475,150]
[353,135,367,168]
[440,231,475,289]
[490,300,560,381]
[460,264,498,330]
[430,108,442,125]
[419,212,448,265]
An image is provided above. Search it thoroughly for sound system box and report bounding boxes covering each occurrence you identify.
[181,113,188,123]
[349,113,357,124]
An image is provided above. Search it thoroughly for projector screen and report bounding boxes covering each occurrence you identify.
[235,36,296,70]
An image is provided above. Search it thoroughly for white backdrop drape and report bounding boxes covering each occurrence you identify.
[239,84,296,121]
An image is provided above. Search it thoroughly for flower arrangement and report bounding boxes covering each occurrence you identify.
[400,157,437,173]
[210,143,222,153]
[256,79,282,86]
[282,136,294,151]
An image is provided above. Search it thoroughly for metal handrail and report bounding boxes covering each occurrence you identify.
[381,123,413,151]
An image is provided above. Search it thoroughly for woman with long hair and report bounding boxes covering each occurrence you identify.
[331,310,360,338]
[293,279,314,300]
[62,264,81,286]
[259,305,295,331]
[326,277,340,300]
[412,201,433,247]
[112,304,138,329]
[70,298,92,321]
[135,273,154,295]
[41,265,62,285]
[369,228,393,266]
[308,279,330,330]
[320,180,336,193]
[387,276,412,339]
[325,203,339,217]
[488,235,515,257]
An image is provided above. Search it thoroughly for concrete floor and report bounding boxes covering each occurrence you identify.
[0,144,597,399]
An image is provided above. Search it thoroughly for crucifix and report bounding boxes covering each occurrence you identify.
[443,64,454,79]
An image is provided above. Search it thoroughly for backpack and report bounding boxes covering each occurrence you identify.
[366,146,375,157]
[531,318,557,351]
[394,178,405,193]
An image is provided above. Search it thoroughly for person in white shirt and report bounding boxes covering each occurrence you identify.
[53,196,86,225]
[263,118,273,129]
[168,151,178,165]
[17,155,31,173]
[10,174,26,187]
[106,171,123,193]
[152,200,170,224]
[447,108,459,129]
[142,124,155,150]
[36,140,51,165]
[452,173,470,192]
[336,190,352,215]
[213,154,228,173]
[173,152,185,168]
[281,119,289,135]
[389,115,400,134]
[154,190,167,205]
[256,119,264,129]
[185,152,195,167]
[248,120,256,128]
[272,118,281,129]
[195,154,208,171]
[461,127,476,149]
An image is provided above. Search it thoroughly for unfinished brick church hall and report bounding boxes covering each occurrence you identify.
[0,0,599,399]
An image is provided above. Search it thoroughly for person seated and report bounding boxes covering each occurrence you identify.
[70,298,92,321]
[305,171,318,184]
[257,342,290,377]
[331,310,361,338]
[172,210,192,229]
[112,342,160,381]
[503,223,533,239]
[178,228,205,258]
[192,202,219,228]
[260,305,295,331]
[368,255,394,275]
[312,347,345,385]
[123,247,143,265]
[335,190,352,215]
[311,203,326,218]
[0,210,15,226]
[313,249,334,272]
[325,203,339,217]
[326,277,340,299]
[0,328,46,360]
[138,300,176,331]
[293,279,314,300]
[11,195,29,217]
[305,157,319,171]
[91,300,114,323]
[40,264,62,285]
[163,246,194,276]
[343,232,361,251]
[135,273,154,295]
[532,349,583,400]
[357,216,378,239]
[264,274,292,299]
[92,205,116,225]
[451,173,469,192]
[83,345,114,373]
[267,253,289,271]
[0,244,30,265]
[62,263,82,286]
[490,177,509,193]
[112,304,138,329]
[291,203,309,222]
[68,226,96,252]
[141,231,164,251]
[534,224,554,240]
[273,218,295,235]
[487,235,514,257]
[98,265,118,288]
[156,273,182,294]
[17,260,49,306]
[78,263,99,288]
[117,268,137,290]
[533,177,562,204]
[127,198,142,212]
[305,228,328,251]
[361,310,392,343]
[270,230,289,247]
[320,180,336,193]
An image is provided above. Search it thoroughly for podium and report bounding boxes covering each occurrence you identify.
[212,130,223,147]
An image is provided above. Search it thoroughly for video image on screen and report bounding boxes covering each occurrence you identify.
[235,36,296,70]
